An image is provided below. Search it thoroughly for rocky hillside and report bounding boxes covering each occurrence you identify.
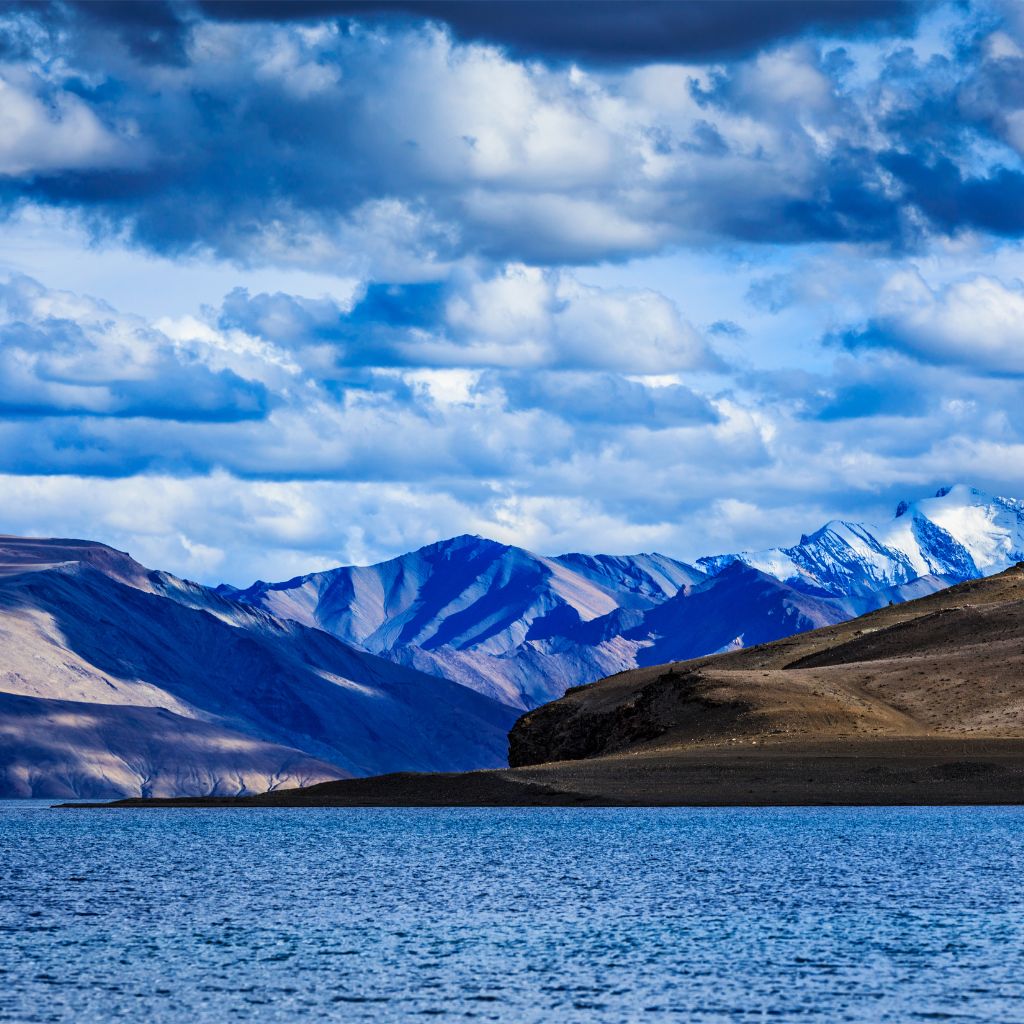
[508,562,1024,767]
[0,536,517,798]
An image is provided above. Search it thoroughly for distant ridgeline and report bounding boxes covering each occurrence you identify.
[222,485,1024,710]
[1,484,1021,799]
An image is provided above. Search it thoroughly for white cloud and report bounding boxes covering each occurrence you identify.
[0,12,980,268]
[875,271,1024,374]
[0,75,129,175]
[441,264,715,372]
[0,274,267,420]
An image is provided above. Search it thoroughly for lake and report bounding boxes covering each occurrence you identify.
[2,802,1023,1022]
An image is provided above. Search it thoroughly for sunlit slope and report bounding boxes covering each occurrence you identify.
[0,539,518,798]
[509,563,1024,766]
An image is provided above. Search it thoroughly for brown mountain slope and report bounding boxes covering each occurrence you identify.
[507,562,1024,766]
[71,564,1024,807]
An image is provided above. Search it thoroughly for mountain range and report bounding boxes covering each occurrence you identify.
[4,483,1023,797]
[0,538,516,798]
[221,484,1024,708]
[98,561,1024,808]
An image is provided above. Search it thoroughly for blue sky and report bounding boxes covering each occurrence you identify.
[0,0,1023,583]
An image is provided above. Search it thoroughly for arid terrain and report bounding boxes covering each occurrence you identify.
[0,537,518,797]
[509,561,1024,763]
[68,563,1024,807]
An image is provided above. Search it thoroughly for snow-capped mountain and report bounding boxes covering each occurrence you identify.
[6,484,1020,797]
[0,537,517,798]
[697,485,1024,597]
[225,484,1024,710]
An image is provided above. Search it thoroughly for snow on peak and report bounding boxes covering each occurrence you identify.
[907,485,1024,573]
[220,486,1024,709]
[700,485,1024,597]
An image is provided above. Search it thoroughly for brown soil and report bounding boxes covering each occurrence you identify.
[510,562,1024,765]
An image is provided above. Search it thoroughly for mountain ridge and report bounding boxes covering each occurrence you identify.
[218,534,706,707]
[220,483,1024,708]
[0,544,518,798]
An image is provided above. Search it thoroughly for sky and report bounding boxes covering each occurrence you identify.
[1,0,1023,584]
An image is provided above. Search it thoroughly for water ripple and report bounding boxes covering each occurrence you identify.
[2,803,1024,1022]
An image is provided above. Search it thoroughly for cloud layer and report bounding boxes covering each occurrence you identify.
[0,1,1018,268]
[0,1,1021,583]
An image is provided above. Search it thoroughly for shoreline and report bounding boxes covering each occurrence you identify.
[56,738,1024,809]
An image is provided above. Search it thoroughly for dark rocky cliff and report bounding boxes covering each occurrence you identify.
[508,668,747,767]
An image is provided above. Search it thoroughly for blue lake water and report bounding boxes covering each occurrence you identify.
[2,802,1024,1023]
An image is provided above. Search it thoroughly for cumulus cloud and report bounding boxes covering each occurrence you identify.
[0,3,1011,270]
[0,274,268,420]
[442,266,718,372]
[217,264,720,373]
[0,268,726,484]
[488,371,718,427]
[0,76,129,176]
[957,21,1024,157]
[836,271,1024,375]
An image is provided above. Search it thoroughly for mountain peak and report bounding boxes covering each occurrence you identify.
[893,484,992,521]
[929,483,989,503]
[427,533,505,552]
[694,484,1024,601]
[0,535,155,592]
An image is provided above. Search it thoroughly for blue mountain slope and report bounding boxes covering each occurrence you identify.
[0,542,518,798]
[226,485,1024,708]
[629,563,851,666]
[221,535,706,707]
